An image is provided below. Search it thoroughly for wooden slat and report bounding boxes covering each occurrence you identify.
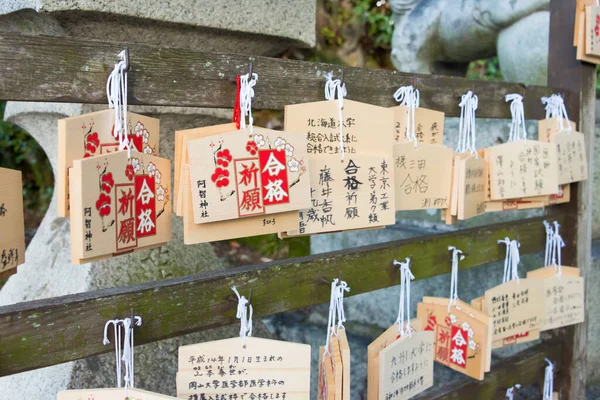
[0,216,568,377]
[547,0,595,398]
[0,32,574,119]
[416,341,562,399]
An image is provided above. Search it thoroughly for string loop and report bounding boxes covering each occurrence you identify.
[498,238,520,284]
[543,359,555,400]
[448,246,465,311]
[323,278,350,358]
[542,94,572,132]
[393,258,415,337]
[232,286,253,345]
[106,50,131,158]
[324,72,347,161]
[505,384,521,400]
[393,86,420,146]
[457,91,479,156]
[239,73,258,135]
[506,94,527,142]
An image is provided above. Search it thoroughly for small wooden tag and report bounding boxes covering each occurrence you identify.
[552,131,588,184]
[394,143,453,210]
[483,279,545,341]
[457,154,487,219]
[537,118,577,143]
[319,346,336,400]
[337,328,351,400]
[487,140,559,200]
[69,151,171,264]
[586,6,600,56]
[574,0,597,46]
[527,266,585,331]
[577,10,600,63]
[58,388,179,399]
[378,330,434,400]
[187,127,311,224]
[417,298,491,380]
[393,106,444,145]
[0,167,25,273]
[178,337,311,399]
[58,109,160,217]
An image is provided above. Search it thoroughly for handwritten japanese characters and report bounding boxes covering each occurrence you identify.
[0,168,25,273]
[187,127,310,224]
[58,388,179,400]
[393,107,444,145]
[527,266,585,331]
[537,118,577,143]
[417,299,491,380]
[69,151,171,264]
[551,131,588,184]
[457,155,487,219]
[177,337,311,400]
[394,143,453,210]
[483,280,545,341]
[586,6,600,56]
[286,155,395,235]
[58,109,160,217]
[487,140,559,200]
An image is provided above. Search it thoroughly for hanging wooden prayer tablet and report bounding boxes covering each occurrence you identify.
[487,140,559,200]
[69,151,171,264]
[367,319,423,400]
[319,346,336,400]
[586,6,600,56]
[417,298,491,380]
[577,10,600,64]
[187,127,311,223]
[537,119,577,143]
[527,266,585,331]
[574,0,596,46]
[58,388,179,400]
[551,131,588,184]
[58,109,160,217]
[378,330,434,400]
[456,154,487,219]
[482,279,545,341]
[394,143,453,211]
[393,107,444,145]
[331,336,343,400]
[174,123,236,216]
[337,328,351,400]
[284,99,395,235]
[177,337,311,400]
[0,167,25,274]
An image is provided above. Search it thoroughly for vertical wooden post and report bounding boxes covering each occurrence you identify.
[548,0,596,398]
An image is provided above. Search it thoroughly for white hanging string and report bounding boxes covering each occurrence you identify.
[393,86,420,146]
[553,221,565,277]
[456,91,479,156]
[106,50,130,158]
[335,279,350,331]
[543,220,553,267]
[231,286,253,346]
[324,72,347,161]
[505,384,521,400]
[542,94,572,132]
[448,246,464,311]
[498,238,520,283]
[393,258,414,337]
[324,279,339,358]
[103,319,123,388]
[543,359,555,400]
[239,73,258,135]
[506,94,527,142]
[498,237,512,283]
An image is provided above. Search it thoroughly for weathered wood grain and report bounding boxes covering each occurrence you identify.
[416,342,562,399]
[0,216,567,377]
[547,1,595,398]
[0,32,574,118]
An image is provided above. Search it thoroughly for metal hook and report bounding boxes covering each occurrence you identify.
[247,288,253,304]
[248,62,253,78]
[340,70,345,87]
[121,48,131,72]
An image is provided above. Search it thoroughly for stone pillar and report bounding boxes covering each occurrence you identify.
[0,2,315,398]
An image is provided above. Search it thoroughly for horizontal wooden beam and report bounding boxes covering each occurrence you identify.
[0,32,574,119]
[419,341,562,399]
[0,215,568,377]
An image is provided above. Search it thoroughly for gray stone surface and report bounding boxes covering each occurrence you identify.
[498,12,550,85]
[0,0,316,53]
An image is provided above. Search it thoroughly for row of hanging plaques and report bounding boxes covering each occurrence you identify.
[53,52,587,264]
[574,0,600,64]
[57,220,579,399]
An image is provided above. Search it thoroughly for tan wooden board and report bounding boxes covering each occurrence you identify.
[331,335,343,400]
[538,118,577,143]
[58,109,159,217]
[393,106,444,145]
[0,167,25,273]
[551,131,588,184]
[337,328,351,400]
[577,11,600,64]
[457,153,487,219]
[58,388,178,399]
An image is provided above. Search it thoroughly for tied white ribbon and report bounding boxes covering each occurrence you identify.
[393,258,415,337]
[552,221,565,277]
[448,246,465,311]
[506,384,521,400]
[506,94,527,142]
[542,94,572,132]
[232,286,253,346]
[239,73,258,135]
[324,72,347,160]
[106,50,131,158]
[324,278,350,358]
[393,86,420,146]
[102,315,142,389]
[543,220,554,267]
[498,238,520,284]
[457,91,479,156]
[543,359,555,400]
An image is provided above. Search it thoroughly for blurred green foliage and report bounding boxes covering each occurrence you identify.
[0,102,53,226]
[466,57,503,82]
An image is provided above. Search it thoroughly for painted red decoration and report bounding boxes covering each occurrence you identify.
[449,325,468,369]
[135,175,157,238]
[259,149,289,206]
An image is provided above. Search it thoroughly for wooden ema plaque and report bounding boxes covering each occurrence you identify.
[319,346,335,400]
[58,109,160,217]
[393,143,453,211]
[393,106,444,145]
[177,337,311,399]
[527,266,585,331]
[187,127,311,224]
[284,99,395,235]
[58,388,178,400]
[0,167,25,275]
[586,6,600,56]
[318,328,350,400]
[69,151,171,264]
[577,9,600,64]
[487,140,559,200]
[417,298,492,380]
[537,119,577,143]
